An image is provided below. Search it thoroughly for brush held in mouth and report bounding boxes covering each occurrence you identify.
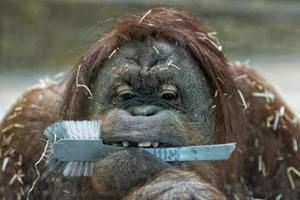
[43,120,236,176]
[52,139,236,162]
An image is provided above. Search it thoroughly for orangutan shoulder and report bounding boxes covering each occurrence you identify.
[230,63,299,130]
[0,83,64,197]
[0,83,63,131]
[0,83,64,159]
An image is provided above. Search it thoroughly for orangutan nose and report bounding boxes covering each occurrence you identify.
[128,105,162,116]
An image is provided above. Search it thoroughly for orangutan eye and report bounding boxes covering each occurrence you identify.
[116,85,135,101]
[159,90,177,100]
[159,84,178,101]
[118,90,135,101]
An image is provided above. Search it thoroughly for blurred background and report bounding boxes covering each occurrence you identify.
[0,0,299,120]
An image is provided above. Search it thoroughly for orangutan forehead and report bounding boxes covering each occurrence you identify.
[114,38,180,71]
[116,38,175,63]
[101,37,204,88]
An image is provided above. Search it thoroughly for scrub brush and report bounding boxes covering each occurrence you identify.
[43,120,236,176]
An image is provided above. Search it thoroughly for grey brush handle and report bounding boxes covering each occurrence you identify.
[53,139,236,162]
[53,140,121,161]
[144,143,236,161]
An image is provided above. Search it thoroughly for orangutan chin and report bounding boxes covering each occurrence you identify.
[1,7,300,200]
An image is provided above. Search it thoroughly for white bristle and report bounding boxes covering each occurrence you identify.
[44,120,100,176]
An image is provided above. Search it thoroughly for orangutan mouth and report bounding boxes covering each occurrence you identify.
[104,140,175,148]
[102,134,182,148]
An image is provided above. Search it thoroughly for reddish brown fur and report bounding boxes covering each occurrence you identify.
[1,7,300,199]
[232,65,300,198]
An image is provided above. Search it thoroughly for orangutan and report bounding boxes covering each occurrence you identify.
[1,8,299,200]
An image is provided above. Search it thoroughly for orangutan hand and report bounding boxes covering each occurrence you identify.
[92,148,170,198]
[124,168,227,200]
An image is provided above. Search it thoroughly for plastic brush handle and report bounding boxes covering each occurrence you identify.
[53,139,236,162]
[53,139,121,161]
[144,143,236,161]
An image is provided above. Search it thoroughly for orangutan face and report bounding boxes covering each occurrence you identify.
[88,37,216,148]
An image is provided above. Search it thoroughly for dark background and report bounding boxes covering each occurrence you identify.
[0,0,299,119]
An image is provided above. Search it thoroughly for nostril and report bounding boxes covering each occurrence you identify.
[128,105,161,116]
